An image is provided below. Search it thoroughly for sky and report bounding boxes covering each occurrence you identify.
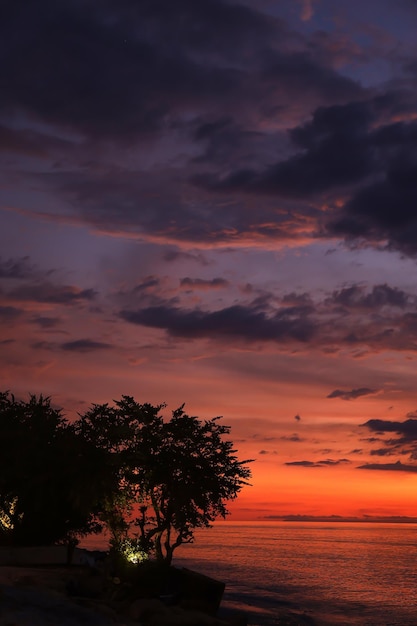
[2,0,417,521]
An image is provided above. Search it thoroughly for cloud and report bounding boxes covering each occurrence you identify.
[163,250,210,266]
[326,114,417,256]
[0,0,366,249]
[281,434,302,442]
[369,448,399,457]
[190,93,417,255]
[285,460,319,467]
[327,284,410,310]
[30,316,61,329]
[358,461,417,473]
[0,125,71,158]
[2,0,356,143]
[180,277,230,290]
[136,277,161,291]
[0,306,22,321]
[327,387,378,400]
[60,339,113,352]
[10,283,97,305]
[114,278,417,352]
[361,417,417,460]
[2,0,417,259]
[120,302,316,342]
[0,256,38,280]
[198,101,373,198]
[362,418,417,441]
[285,458,351,467]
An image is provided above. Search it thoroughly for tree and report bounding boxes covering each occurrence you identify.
[76,396,252,564]
[0,390,252,560]
[0,391,114,547]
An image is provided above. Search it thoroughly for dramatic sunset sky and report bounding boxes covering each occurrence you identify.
[2,0,417,520]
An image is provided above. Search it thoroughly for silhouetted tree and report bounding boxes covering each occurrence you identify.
[0,391,114,546]
[0,391,252,560]
[76,396,252,564]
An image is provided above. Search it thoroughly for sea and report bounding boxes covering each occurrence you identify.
[83,521,417,626]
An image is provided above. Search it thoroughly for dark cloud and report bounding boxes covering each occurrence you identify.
[60,339,112,352]
[362,418,417,441]
[120,301,316,342]
[326,117,417,255]
[327,284,410,310]
[281,434,302,442]
[196,101,373,197]
[190,92,417,254]
[30,316,61,329]
[282,293,313,307]
[10,283,97,304]
[0,306,22,321]
[163,250,210,266]
[133,277,161,293]
[180,277,229,289]
[0,257,38,280]
[0,0,366,249]
[1,0,358,143]
[358,461,417,473]
[285,460,319,467]
[327,387,378,400]
[2,0,417,263]
[113,278,417,351]
[361,437,382,443]
[318,459,351,466]
[361,418,417,460]
[285,458,351,467]
[0,125,71,158]
[370,448,400,456]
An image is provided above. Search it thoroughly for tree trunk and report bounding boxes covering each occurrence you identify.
[154,531,164,562]
[164,545,174,565]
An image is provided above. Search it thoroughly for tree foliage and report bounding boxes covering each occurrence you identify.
[76,396,252,564]
[0,391,252,562]
[0,391,114,546]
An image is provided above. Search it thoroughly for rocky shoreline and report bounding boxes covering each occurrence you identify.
[0,551,317,626]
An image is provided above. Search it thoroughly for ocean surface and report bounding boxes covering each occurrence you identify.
[84,521,417,625]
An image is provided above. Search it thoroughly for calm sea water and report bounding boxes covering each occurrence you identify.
[175,522,417,626]
[84,521,417,625]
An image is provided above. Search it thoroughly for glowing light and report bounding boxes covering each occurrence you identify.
[118,538,149,564]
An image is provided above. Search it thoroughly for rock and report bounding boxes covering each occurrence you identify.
[128,597,229,625]
[129,596,166,621]
[66,569,104,598]
[176,567,225,615]
[146,605,225,625]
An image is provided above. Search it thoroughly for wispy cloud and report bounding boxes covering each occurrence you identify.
[285,458,351,467]
[327,387,378,400]
[358,461,417,473]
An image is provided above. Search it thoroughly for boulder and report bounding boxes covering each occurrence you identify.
[177,567,225,615]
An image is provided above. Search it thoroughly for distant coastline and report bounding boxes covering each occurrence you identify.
[262,514,417,523]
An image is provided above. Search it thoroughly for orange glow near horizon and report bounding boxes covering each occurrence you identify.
[3,0,417,527]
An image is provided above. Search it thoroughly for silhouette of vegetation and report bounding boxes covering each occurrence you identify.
[76,396,252,564]
[0,391,113,546]
[0,391,252,562]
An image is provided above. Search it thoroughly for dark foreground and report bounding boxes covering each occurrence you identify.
[0,563,318,626]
